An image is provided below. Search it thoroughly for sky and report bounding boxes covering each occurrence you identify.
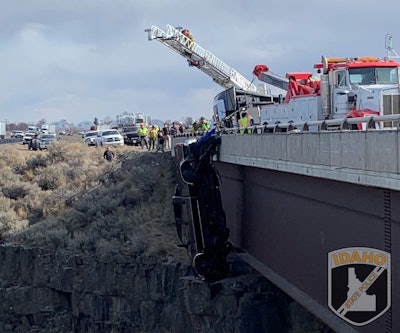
[1,0,400,127]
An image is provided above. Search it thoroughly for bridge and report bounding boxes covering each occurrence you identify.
[172,127,399,333]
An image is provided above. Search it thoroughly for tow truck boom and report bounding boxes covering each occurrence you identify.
[145,24,257,92]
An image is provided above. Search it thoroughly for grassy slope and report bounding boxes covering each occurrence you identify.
[0,137,187,262]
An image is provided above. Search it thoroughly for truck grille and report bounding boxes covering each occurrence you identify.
[382,94,400,127]
[107,137,120,142]
[383,94,400,115]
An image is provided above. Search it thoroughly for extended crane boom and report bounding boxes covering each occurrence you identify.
[145,24,257,92]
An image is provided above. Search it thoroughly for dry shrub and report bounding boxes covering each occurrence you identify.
[26,154,48,170]
[0,140,110,228]
[21,168,35,182]
[46,141,69,163]
[0,167,23,188]
[3,142,183,260]
[2,184,29,200]
[10,217,70,248]
[0,146,27,170]
[0,197,29,234]
[36,163,67,190]
[14,204,28,220]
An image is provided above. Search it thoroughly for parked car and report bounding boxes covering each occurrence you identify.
[82,130,98,146]
[36,133,57,150]
[96,129,124,147]
[22,132,36,145]
[11,130,24,138]
[28,133,57,150]
[121,126,140,146]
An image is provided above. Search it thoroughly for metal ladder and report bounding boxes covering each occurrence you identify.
[145,24,257,92]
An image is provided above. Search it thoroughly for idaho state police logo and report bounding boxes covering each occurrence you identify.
[328,247,391,326]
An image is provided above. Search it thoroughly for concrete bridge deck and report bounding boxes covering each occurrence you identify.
[219,130,400,191]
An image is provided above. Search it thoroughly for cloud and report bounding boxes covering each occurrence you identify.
[0,0,399,126]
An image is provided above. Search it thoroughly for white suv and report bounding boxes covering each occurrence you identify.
[96,129,124,147]
[83,130,98,146]
[11,130,24,138]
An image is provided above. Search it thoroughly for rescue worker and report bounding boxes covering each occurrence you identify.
[138,123,149,149]
[181,29,194,49]
[103,146,115,162]
[155,129,165,153]
[239,111,254,134]
[192,121,198,133]
[148,125,158,150]
[162,123,171,150]
[178,122,184,134]
[200,117,210,132]
[28,134,38,151]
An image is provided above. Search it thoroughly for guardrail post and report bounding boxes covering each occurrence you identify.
[340,119,349,130]
[366,117,376,129]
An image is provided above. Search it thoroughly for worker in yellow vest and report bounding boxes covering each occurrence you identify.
[239,111,254,134]
[138,123,149,149]
[148,125,158,150]
[200,116,210,132]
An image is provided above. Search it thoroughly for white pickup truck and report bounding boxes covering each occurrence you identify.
[22,132,36,145]
[96,129,124,147]
[83,130,99,146]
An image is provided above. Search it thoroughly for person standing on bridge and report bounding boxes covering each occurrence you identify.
[155,129,165,153]
[200,116,210,132]
[162,123,171,150]
[148,125,158,150]
[138,123,149,150]
[239,111,254,134]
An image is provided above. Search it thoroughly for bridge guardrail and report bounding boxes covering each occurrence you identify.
[221,113,400,134]
[172,114,400,140]
[0,138,23,144]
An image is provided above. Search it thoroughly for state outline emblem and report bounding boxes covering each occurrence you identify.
[328,247,391,326]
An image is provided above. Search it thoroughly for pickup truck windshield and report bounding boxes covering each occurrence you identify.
[102,130,119,136]
[122,127,138,133]
[41,135,56,139]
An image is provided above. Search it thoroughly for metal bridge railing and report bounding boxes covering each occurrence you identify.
[171,115,400,142]
[0,138,23,144]
[219,114,400,135]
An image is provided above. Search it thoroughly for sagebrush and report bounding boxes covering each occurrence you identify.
[0,141,183,260]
